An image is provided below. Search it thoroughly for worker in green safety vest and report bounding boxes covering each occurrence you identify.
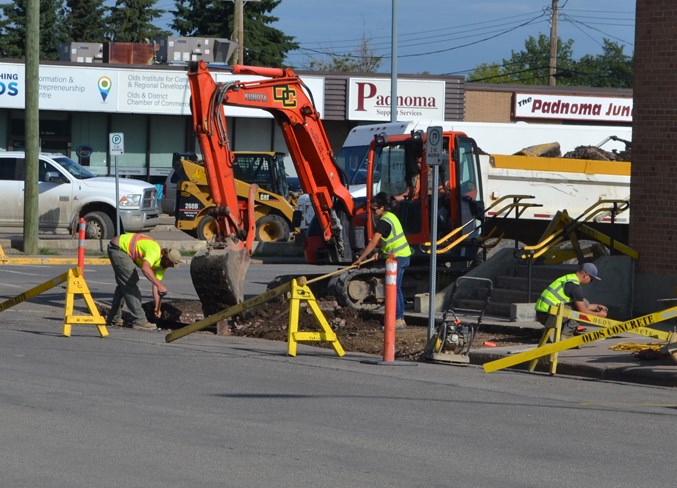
[534,262,608,336]
[106,233,183,330]
[354,192,412,330]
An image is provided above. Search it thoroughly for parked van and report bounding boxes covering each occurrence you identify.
[0,152,159,239]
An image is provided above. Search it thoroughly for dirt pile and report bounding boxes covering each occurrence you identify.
[563,145,630,162]
[135,297,539,360]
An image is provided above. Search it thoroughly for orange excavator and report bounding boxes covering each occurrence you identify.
[188,61,493,315]
[186,60,359,315]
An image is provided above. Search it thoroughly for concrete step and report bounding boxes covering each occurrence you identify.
[452,298,512,317]
[511,263,577,280]
[494,275,552,292]
[479,287,540,304]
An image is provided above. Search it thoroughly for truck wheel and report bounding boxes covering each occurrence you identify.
[255,214,290,242]
[83,211,114,240]
[196,216,217,241]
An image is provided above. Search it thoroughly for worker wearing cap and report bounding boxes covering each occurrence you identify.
[354,192,412,330]
[106,233,183,330]
[534,262,608,336]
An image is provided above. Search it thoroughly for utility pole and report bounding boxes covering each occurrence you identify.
[234,0,243,64]
[229,0,260,65]
[548,0,559,86]
[24,0,40,254]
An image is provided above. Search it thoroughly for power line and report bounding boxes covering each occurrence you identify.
[561,14,634,46]
[291,12,548,63]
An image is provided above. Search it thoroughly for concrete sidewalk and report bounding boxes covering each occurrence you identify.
[0,214,306,261]
[467,326,677,387]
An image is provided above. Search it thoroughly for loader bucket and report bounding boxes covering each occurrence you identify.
[190,241,250,317]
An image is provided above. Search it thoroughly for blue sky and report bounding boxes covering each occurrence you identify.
[153,0,635,76]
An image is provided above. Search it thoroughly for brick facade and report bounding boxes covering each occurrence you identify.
[464,90,513,122]
[631,0,677,274]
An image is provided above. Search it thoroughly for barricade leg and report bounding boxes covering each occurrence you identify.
[529,303,565,375]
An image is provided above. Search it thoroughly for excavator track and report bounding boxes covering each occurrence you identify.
[268,264,464,312]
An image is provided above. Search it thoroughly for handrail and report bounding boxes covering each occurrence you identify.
[516,199,631,262]
[422,194,540,255]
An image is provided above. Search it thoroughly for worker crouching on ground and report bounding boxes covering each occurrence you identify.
[534,262,608,337]
[106,233,183,330]
[353,192,412,330]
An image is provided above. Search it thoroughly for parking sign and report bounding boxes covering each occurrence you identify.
[109,132,124,155]
[426,126,443,166]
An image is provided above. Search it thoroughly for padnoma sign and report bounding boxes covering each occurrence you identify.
[348,78,446,121]
[514,93,632,123]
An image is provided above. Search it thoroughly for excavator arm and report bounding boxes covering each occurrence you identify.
[188,60,355,259]
[186,61,358,316]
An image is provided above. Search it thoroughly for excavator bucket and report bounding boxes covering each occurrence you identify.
[189,240,250,317]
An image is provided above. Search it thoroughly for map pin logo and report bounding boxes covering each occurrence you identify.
[98,76,112,101]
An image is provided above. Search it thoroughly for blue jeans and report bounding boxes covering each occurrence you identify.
[395,256,410,320]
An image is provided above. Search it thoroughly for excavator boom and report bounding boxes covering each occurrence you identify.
[186,60,358,315]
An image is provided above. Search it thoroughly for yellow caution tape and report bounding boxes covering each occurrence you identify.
[484,306,677,373]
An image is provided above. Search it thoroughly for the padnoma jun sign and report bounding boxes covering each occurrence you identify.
[514,93,633,123]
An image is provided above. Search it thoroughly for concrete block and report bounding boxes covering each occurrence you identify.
[511,303,537,322]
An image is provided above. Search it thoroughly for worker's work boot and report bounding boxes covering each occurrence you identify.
[395,318,407,330]
[108,317,125,327]
[133,322,157,331]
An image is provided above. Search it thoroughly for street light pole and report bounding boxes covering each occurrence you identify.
[390,0,398,122]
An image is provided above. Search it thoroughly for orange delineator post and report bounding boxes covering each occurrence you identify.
[383,254,397,362]
[77,218,85,272]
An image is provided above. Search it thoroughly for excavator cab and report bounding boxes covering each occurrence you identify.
[366,131,484,262]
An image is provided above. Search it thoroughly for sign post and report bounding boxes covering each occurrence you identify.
[109,132,124,236]
[426,126,443,340]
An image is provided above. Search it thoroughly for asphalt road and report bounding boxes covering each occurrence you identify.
[1,262,676,487]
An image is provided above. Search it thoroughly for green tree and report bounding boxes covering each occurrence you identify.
[108,0,169,42]
[64,0,109,43]
[171,0,297,67]
[308,35,382,73]
[470,34,576,85]
[567,40,633,88]
[0,0,67,60]
[469,35,633,88]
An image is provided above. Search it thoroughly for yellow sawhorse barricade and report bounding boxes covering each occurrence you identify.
[165,277,345,358]
[0,267,108,338]
[484,305,677,374]
[524,304,675,375]
[287,278,344,357]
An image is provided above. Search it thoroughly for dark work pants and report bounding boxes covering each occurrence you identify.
[106,244,147,327]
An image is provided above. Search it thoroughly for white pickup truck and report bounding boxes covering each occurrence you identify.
[0,151,159,239]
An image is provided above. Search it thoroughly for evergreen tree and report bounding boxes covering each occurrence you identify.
[171,0,297,67]
[64,0,109,43]
[108,0,169,42]
[0,0,68,60]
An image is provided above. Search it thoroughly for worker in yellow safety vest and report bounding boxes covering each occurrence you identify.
[534,262,608,336]
[106,233,183,330]
[354,192,412,329]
